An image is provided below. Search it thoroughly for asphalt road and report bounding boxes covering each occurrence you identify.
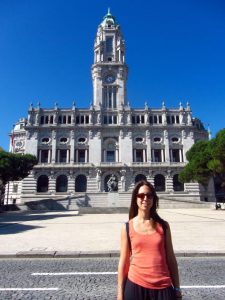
[0,257,225,299]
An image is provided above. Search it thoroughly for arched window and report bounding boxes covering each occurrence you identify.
[173,174,184,191]
[56,175,68,192]
[154,174,165,192]
[37,175,49,192]
[135,174,146,183]
[75,175,87,192]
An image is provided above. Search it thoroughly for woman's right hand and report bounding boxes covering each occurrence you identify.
[117,293,123,300]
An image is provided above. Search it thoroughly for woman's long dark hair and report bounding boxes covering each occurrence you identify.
[129,180,167,231]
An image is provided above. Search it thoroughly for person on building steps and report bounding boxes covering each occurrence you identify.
[117,180,182,300]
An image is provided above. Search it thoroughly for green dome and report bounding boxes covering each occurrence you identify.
[101,8,117,27]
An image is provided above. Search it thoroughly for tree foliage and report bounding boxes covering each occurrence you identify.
[179,129,225,190]
[0,149,37,201]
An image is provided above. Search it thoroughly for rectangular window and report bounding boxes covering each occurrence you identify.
[13,184,18,193]
[78,149,85,163]
[136,149,143,162]
[171,149,180,162]
[41,150,49,163]
[106,150,115,162]
[106,37,113,53]
[113,115,117,124]
[85,115,89,124]
[108,89,112,108]
[59,149,67,163]
[154,149,162,162]
[109,115,112,124]
[113,88,117,108]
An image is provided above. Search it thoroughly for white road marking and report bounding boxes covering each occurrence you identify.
[182,285,225,289]
[0,288,59,291]
[32,271,118,276]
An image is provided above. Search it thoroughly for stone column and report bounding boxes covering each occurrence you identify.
[66,149,70,163]
[164,130,170,162]
[70,130,75,163]
[146,130,151,163]
[49,171,56,194]
[51,130,57,163]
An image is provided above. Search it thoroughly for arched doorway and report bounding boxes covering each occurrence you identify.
[173,174,184,191]
[75,175,87,192]
[56,175,68,192]
[37,175,49,192]
[135,174,147,183]
[154,174,165,191]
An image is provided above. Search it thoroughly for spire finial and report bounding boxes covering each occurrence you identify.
[108,7,110,14]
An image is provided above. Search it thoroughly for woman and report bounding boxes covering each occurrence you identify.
[117,180,182,300]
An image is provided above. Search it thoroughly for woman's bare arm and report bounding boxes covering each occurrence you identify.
[117,224,130,300]
[165,222,182,298]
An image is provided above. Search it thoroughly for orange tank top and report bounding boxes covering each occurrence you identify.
[128,219,172,289]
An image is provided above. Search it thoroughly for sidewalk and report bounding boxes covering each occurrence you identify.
[0,208,225,257]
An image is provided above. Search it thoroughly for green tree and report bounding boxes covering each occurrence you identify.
[179,128,225,195]
[0,149,37,205]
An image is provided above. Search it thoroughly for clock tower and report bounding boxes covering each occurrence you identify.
[92,9,128,110]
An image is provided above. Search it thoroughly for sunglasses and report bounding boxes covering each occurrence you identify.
[137,192,153,200]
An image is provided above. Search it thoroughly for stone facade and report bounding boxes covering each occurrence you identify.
[5,10,212,208]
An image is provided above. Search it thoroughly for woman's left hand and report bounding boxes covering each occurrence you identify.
[175,288,182,299]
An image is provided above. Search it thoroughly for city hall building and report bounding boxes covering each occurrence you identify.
[6,10,212,209]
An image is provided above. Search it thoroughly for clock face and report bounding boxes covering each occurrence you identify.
[105,74,115,83]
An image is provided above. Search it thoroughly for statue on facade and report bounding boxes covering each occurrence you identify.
[27,112,33,125]
[120,169,126,192]
[107,174,118,192]
[127,112,131,125]
[97,113,101,124]
[96,169,101,191]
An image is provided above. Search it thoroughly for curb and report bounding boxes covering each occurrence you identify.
[0,251,225,258]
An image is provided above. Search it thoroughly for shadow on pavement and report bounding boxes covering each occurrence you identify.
[0,223,43,235]
[0,212,77,222]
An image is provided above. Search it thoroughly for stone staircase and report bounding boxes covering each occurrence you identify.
[19,194,86,211]
[15,191,212,213]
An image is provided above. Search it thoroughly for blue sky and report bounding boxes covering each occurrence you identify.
[0,0,225,150]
